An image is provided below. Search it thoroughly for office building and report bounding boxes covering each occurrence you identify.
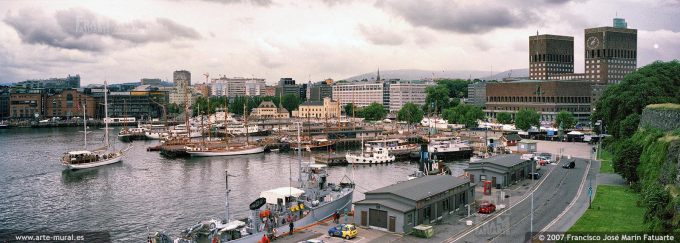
[387,80,433,112]
[92,90,169,119]
[264,86,276,97]
[16,74,81,90]
[466,81,487,107]
[332,81,384,108]
[292,97,341,118]
[45,89,97,118]
[584,18,637,84]
[245,78,266,96]
[308,82,333,101]
[173,70,191,88]
[171,70,192,105]
[10,90,43,119]
[276,78,302,98]
[354,176,474,234]
[529,35,574,80]
[484,80,593,124]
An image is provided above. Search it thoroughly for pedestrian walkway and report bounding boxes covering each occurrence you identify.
[597,173,626,186]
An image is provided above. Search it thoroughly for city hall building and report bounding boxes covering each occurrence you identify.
[483,80,593,124]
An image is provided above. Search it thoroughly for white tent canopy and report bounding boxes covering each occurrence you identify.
[260,187,305,204]
[567,131,584,135]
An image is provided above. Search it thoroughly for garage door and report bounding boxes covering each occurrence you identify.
[368,208,388,228]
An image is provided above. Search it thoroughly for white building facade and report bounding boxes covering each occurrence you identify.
[332,81,384,108]
[388,80,433,112]
[212,77,266,97]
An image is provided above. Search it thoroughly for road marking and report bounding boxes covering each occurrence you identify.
[538,159,592,234]
[442,160,559,243]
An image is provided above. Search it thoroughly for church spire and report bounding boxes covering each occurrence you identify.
[376,67,381,81]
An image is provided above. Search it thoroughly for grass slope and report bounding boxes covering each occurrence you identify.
[569,185,646,232]
[597,150,614,173]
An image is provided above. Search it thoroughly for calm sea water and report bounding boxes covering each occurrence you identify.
[0,127,467,242]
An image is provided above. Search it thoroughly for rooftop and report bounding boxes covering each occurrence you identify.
[300,100,323,106]
[503,134,522,141]
[366,175,469,201]
[472,154,528,168]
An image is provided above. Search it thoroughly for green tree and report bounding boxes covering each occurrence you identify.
[515,109,541,131]
[344,103,356,117]
[424,85,450,113]
[592,61,680,139]
[281,94,300,115]
[442,104,484,128]
[612,138,642,183]
[496,112,512,124]
[641,183,674,231]
[555,110,577,129]
[397,102,424,125]
[361,102,387,121]
[437,79,471,98]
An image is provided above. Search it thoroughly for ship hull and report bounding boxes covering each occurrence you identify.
[430,149,473,161]
[231,188,354,243]
[64,156,122,170]
[345,154,395,164]
[186,146,265,157]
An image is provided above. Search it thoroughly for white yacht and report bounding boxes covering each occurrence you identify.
[345,147,395,164]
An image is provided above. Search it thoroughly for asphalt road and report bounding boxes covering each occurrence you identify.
[450,158,592,243]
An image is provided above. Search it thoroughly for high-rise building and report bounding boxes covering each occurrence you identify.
[529,35,574,80]
[173,70,191,88]
[584,18,637,84]
[466,81,488,108]
[0,86,10,119]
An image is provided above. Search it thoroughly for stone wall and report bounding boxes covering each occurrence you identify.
[639,105,680,132]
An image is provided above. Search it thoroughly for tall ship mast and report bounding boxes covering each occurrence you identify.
[61,80,128,170]
[150,123,354,243]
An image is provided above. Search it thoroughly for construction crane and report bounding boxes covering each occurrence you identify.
[203,73,209,84]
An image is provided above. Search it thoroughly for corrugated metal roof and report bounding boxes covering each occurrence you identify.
[366,175,469,201]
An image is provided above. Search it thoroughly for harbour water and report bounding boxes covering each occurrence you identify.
[0,127,468,242]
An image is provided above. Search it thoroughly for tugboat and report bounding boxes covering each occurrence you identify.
[153,123,354,242]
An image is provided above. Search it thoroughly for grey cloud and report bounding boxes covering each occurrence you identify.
[191,0,272,6]
[358,24,406,45]
[377,0,540,34]
[377,1,536,34]
[4,8,201,52]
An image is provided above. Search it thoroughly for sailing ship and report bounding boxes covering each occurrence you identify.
[184,100,264,157]
[365,138,419,154]
[62,81,128,170]
[151,124,355,243]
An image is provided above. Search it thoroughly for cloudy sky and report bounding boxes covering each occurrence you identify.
[0,0,678,85]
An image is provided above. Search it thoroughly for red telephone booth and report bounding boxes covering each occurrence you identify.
[483,181,493,195]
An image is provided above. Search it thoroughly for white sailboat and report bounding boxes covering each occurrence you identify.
[62,81,127,170]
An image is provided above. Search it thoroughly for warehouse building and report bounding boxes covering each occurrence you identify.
[353,175,474,234]
[464,154,532,188]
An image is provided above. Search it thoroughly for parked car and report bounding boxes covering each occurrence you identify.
[478,201,496,214]
[534,156,551,165]
[528,172,541,180]
[328,224,357,240]
[562,160,576,169]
